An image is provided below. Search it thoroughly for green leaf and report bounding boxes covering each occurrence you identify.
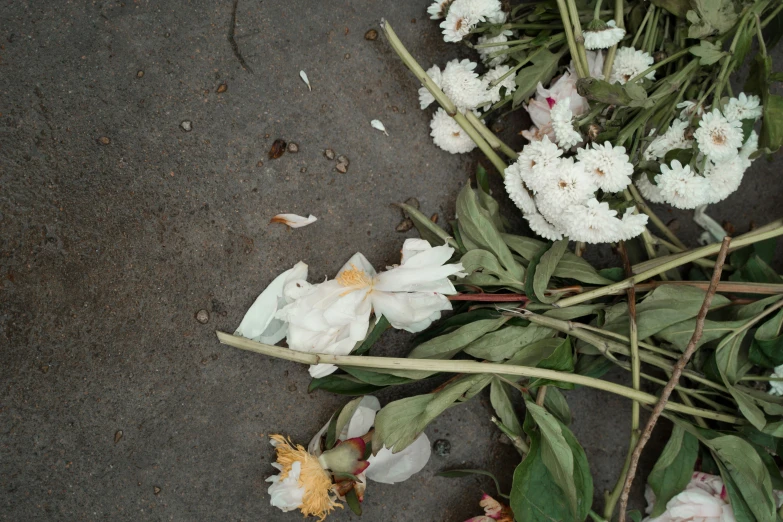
[308,373,384,395]
[437,469,507,499]
[513,48,564,108]
[689,40,726,65]
[490,378,523,437]
[524,242,548,304]
[576,77,635,106]
[730,254,783,284]
[663,147,694,166]
[657,318,748,352]
[686,0,738,38]
[542,304,604,321]
[464,324,554,361]
[647,425,699,517]
[762,93,783,153]
[413,308,502,344]
[342,367,414,386]
[459,249,525,290]
[408,317,508,359]
[533,239,569,304]
[352,316,390,355]
[397,202,459,251]
[749,309,783,368]
[543,386,572,426]
[326,397,365,449]
[345,488,362,515]
[651,0,689,17]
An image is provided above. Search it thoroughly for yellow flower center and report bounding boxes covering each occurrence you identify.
[336,264,373,289]
[270,435,341,521]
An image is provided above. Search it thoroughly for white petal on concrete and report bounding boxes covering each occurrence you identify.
[270,213,317,228]
[366,433,431,484]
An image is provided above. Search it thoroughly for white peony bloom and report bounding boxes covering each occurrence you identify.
[769,364,783,396]
[655,160,710,209]
[610,47,655,84]
[694,109,743,161]
[477,30,514,67]
[267,461,306,513]
[440,0,504,42]
[418,64,443,110]
[643,120,693,161]
[503,167,538,214]
[534,158,596,217]
[430,108,477,154]
[526,213,563,241]
[643,472,733,522]
[704,155,746,204]
[550,101,583,149]
[635,175,667,203]
[677,100,706,120]
[576,141,634,193]
[722,92,763,122]
[427,0,454,19]
[441,59,489,111]
[584,20,625,50]
[481,65,517,110]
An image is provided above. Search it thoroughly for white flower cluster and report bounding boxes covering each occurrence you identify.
[638,93,761,209]
[428,0,506,42]
[420,59,517,154]
[504,136,648,243]
[584,19,625,50]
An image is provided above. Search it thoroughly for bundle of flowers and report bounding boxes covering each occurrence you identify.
[212,1,783,521]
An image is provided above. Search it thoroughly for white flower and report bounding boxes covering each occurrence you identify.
[522,70,590,142]
[481,65,517,110]
[430,108,477,154]
[477,30,513,67]
[427,0,454,19]
[643,472,733,522]
[677,100,706,120]
[526,213,563,241]
[419,65,443,109]
[635,175,667,203]
[270,213,318,228]
[619,207,649,240]
[584,20,625,50]
[643,120,693,161]
[440,0,504,42]
[655,160,711,209]
[534,158,596,217]
[694,109,743,161]
[511,136,563,193]
[740,130,759,165]
[769,364,783,396]
[550,101,583,149]
[441,59,489,111]
[503,167,538,214]
[704,155,746,204]
[561,198,623,243]
[576,141,634,192]
[267,460,305,513]
[610,47,655,84]
[723,92,763,122]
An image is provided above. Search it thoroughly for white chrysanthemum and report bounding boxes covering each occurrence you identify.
[481,65,517,110]
[526,213,563,241]
[740,130,759,166]
[619,207,648,240]
[576,141,633,192]
[694,109,743,161]
[441,59,489,111]
[704,156,746,204]
[477,31,513,67]
[427,0,454,19]
[439,0,503,42]
[643,120,693,161]
[550,101,582,149]
[769,365,783,396]
[723,92,763,122]
[635,175,666,203]
[504,170,538,215]
[430,108,477,154]
[610,47,655,85]
[562,198,623,244]
[655,160,710,209]
[512,136,564,193]
[534,158,596,217]
[677,100,706,120]
[418,65,442,110]
[584,20,625,50]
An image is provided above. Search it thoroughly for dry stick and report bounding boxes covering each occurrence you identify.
[616,237,731,522]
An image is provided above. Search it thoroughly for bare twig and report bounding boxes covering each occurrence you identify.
[617,237,731,522]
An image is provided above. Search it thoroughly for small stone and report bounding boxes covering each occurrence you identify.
[344,53,350,59]
[97,136,110,145]
[40,365,50,374]
[269,139,287,159]
[300,167,307,173]
[216,83,228,94]
[287,142,299,153]
[114,430,123,444]
[180,120,192,132]
[430,213,439,223]
[288,383,297,392]
[335,163,348,174]
[324,149,336,160]
[195,309,209,324]
[391,106,399,112]
[136,70,144,78]
[256,160,264,167]
[404,197,420,210]
[364,29,378,41]
[153,486,161,495]
[396,219,414,232]
[433,439,451,457]
[336,155,349,167]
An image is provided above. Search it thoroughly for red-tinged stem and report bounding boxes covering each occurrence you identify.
[448,294,529,302]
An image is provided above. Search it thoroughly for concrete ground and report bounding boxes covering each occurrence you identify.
[1,1,782,521]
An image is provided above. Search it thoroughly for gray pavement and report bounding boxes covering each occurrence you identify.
[2,1,782,521]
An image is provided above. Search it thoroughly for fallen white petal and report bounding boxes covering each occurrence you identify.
[371,119,389,136]
[366,433,431,484]
[300,70,311,91]
[270,213,317,229]
[693,205,726,244]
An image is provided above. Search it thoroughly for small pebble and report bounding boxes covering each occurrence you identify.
[404,197,420,210]
[256,160,264,167]
[114,430,123,444]
[154,486,161,495]
[40,365,50,374]
[344,53,350,59]
[364,29,378,40]
[216,83,228,94]
[300,167,307,173]
[164,32,170,38]
[433,439,451,457]
[335,163,348,174]
[97,136,110,145]
[396,219,414,232]
[287,142,299,153]
[180,120,192,132]
[324,149,336,160]
[136,70,144,78]
[288,383,297,392]
[269,139,287,159]
[430,213,439,223]
[336,155,349,167]
[195,309,210,324]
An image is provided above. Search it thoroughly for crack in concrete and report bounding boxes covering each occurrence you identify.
[228,0,253,73]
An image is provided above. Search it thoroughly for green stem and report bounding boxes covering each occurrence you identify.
[740,375,783,382]
[714,13,749,105]
[593,0,604,20]
[465,111,518,160]
[762,3,783,28]
[573,323,679,359]
[628,47,690,84]
[628,184,687,249]
[601,0,625,78]
[604,431,639,520]
[216,331,742,424]
[631,7,653,48]
[490,46,546,86]
[756,14,768,57]
[491,416,529,455]
[566,0,591,77]
[555,0,588,78]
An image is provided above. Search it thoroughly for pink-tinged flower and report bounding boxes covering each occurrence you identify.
[521,69,591,142]
[644,472,731,522]
[464,494,513,522]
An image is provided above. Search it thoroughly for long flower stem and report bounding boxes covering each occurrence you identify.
[380,19,508,175]
[216,332,741,424]
[566,0,591,77]
[555,0,587,77]
[491,416,529,455]
[465,111,518,160]
[602,0,625,78]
